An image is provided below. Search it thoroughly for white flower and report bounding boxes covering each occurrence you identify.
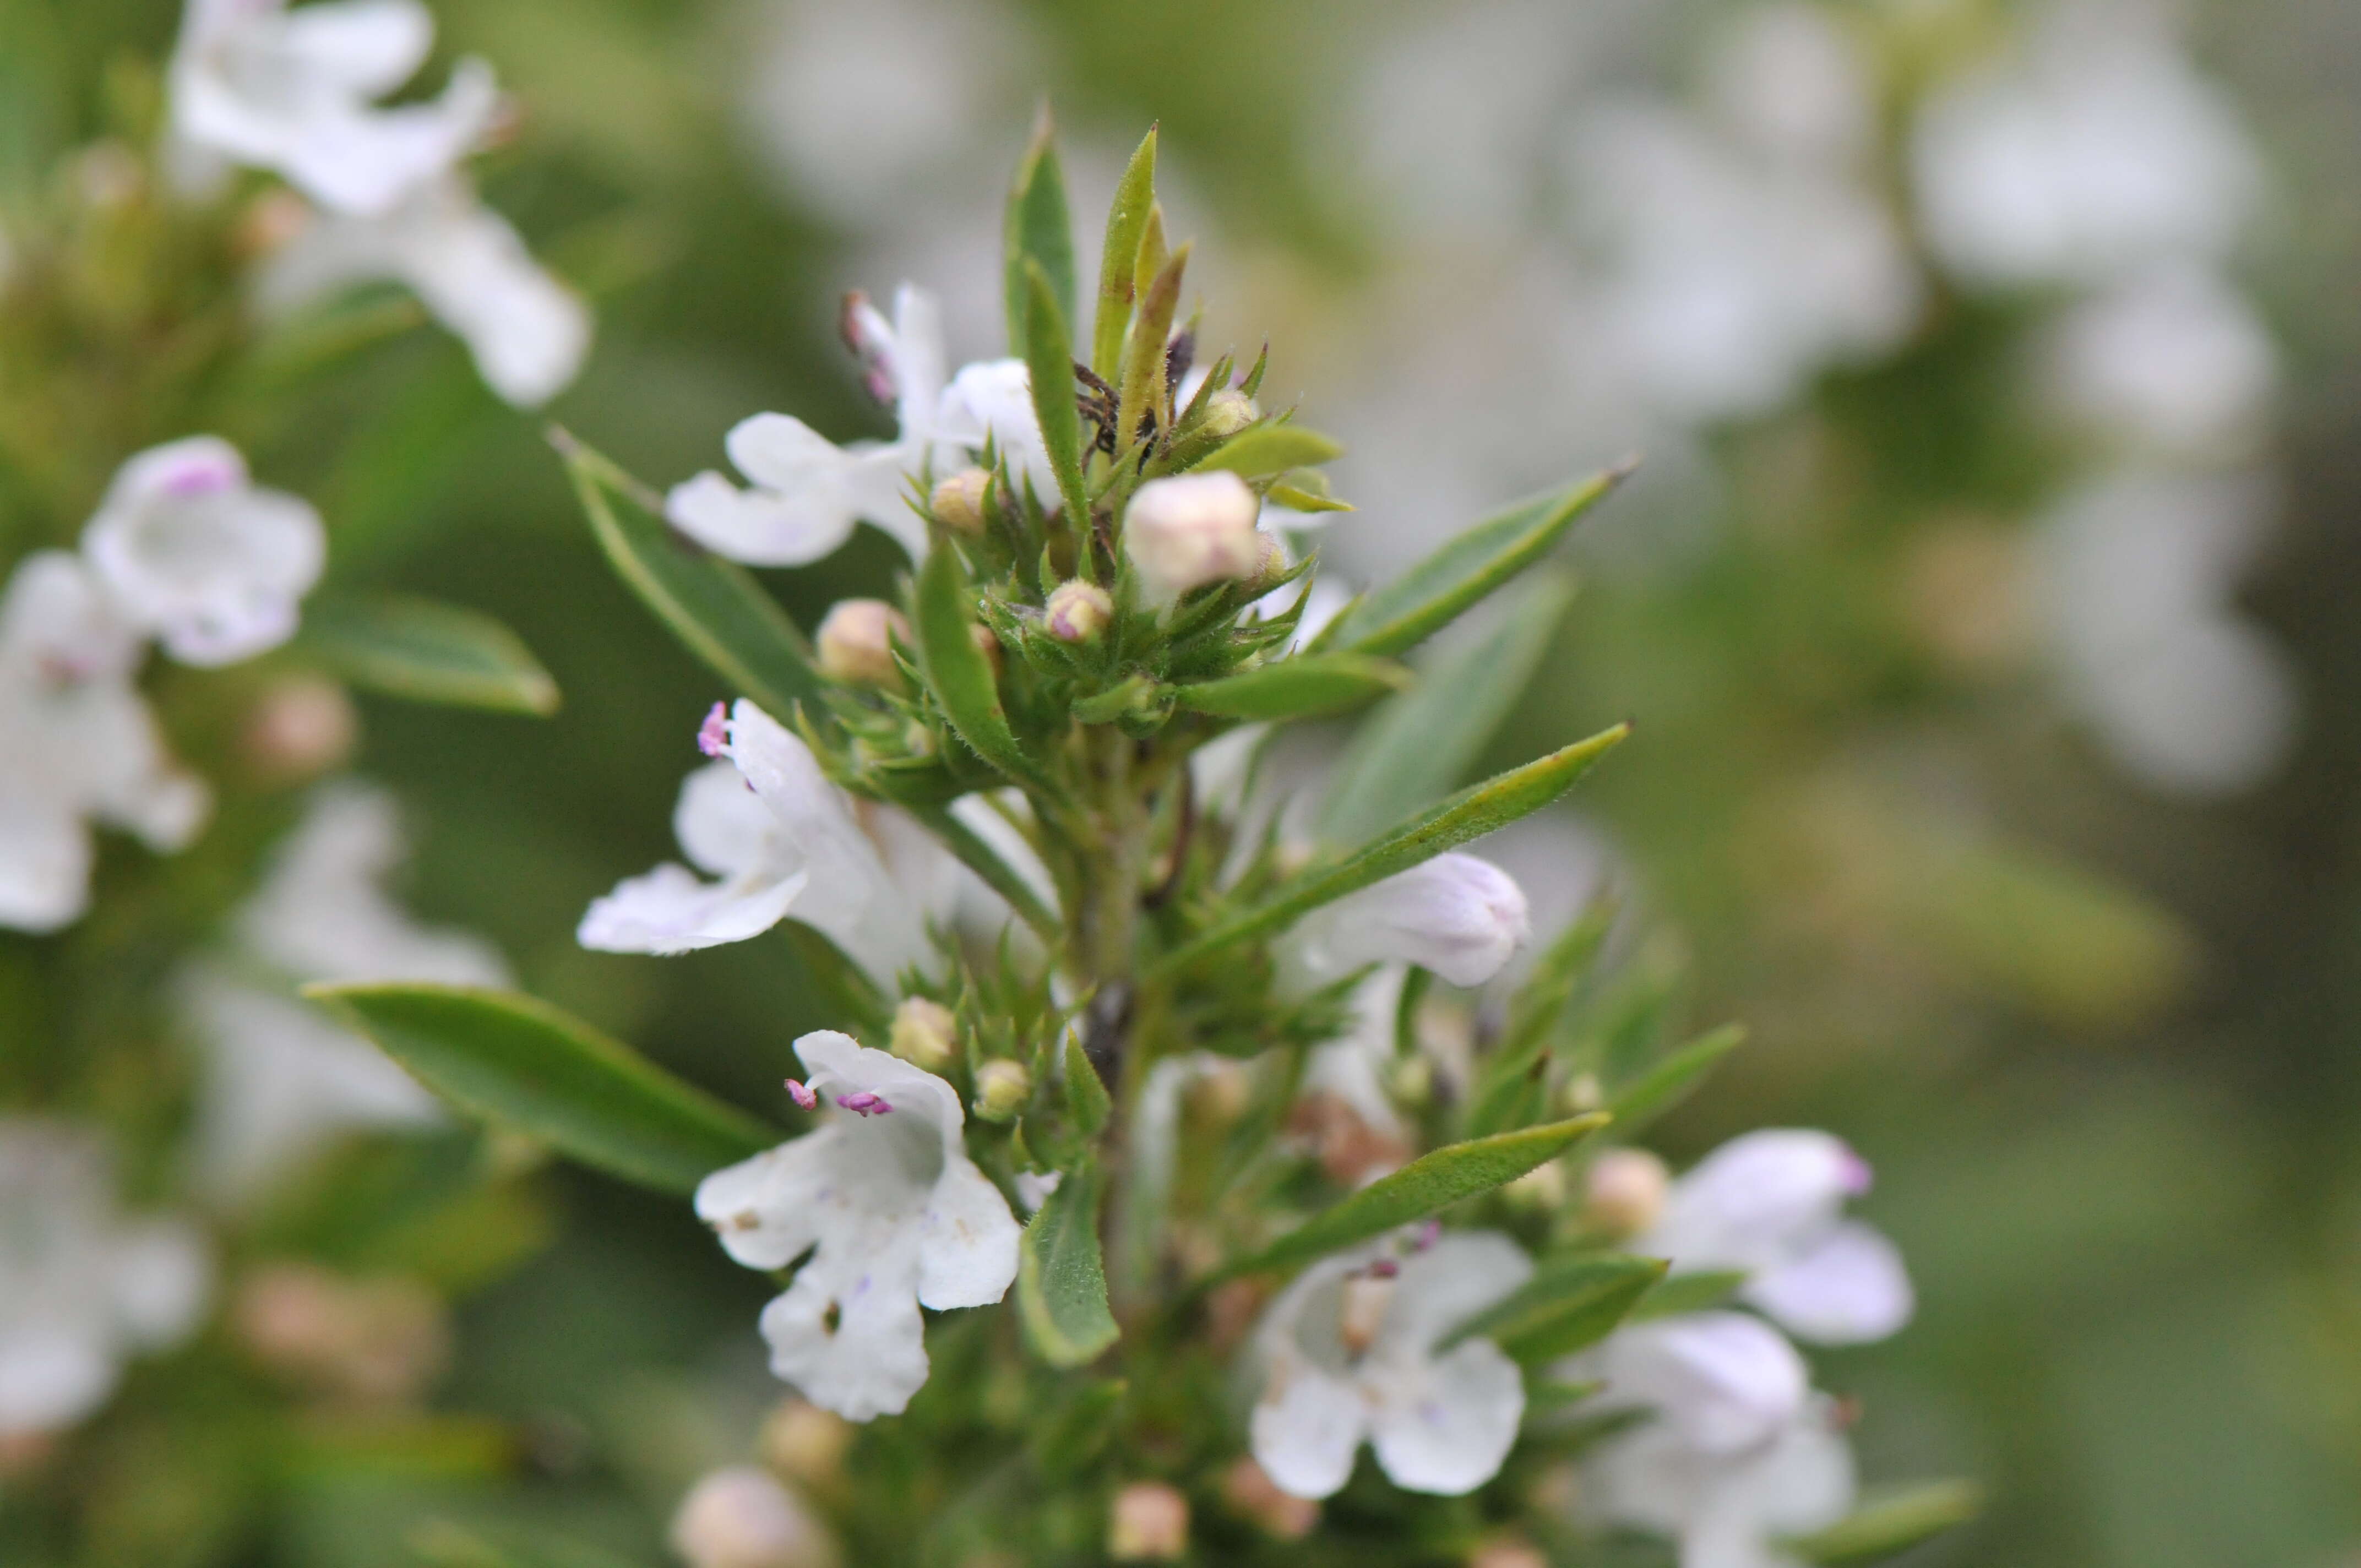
[670,1464,840,1568]
[181,783,510,1202]
[578,700,936,987]
[1288,852,1531,989]
[666,286,1046,567]
[0,1118,210,1439]
[1588,1378,1856,1568]
[168,0,500,216]
[693,1030,1019,1422]
[256,177,591,408]
[1910,0,2260,288]
[1636,1130,1913,1346]
[2043,262,2277,459]
[1123,471,1263,608]
[80,436,325,667]
[1585,1311,1810,1456]
[0,552,210,934]
[1248,1231,1532,1499]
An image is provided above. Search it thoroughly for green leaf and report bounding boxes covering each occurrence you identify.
[1785,1482,1983,1564]
[1193,424,1345,477]
[1443,1253,1668,1363]
[1116,242,1188,460]
[554,431,818,721]
[1150,725,1629,979]
[1021,260,1093,527]
[1091,126,1158,380]
[1003,110,1075,353]
[1169,652,1410,722]
[1217,1114,1609,1280]
[298,592,559,716]
[1611,1023,1745,1133]
[1063,1036,1112,1136]
[305,984,777,1196]
[1018,1162,1120,1368]
[914,542,1043,789]
[1630,1268,1749,1321]
[1321,569,1575,845]
[1325,462,1632,657]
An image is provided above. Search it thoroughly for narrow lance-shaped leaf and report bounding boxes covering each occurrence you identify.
[1192,424,1345,478]
[1610,1022,1746,1134]
[298,591,559,716]
[1321,568,1576,845]
[553,431,818,721]
[1441,1253,1669,1364]
[1169,652,1410,722]
[1091,126,1158,380]
[1063,1036,1111,1136]
[1466,896,1616,1138]
[1784,1482,1983,1565]
[1149,723,1629,979]
[1002,108,1075,352]
[914,541,1046,790]
[1022,260,1094,529]
[1215,1113,1609,1281]
[306,983,777,1197]
[1116,241,1188,461]
[1629,1269,1749,1321]
[1324,461,1633,657]
[1018,1161,1120,1368]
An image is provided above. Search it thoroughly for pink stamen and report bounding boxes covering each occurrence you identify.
[696,701,730,758]
[839,292,899,405]
[1364,1258,1400,1279]
[784,1078,818,1112]
[1410,1219,1441,1253]
[1837,1147,1874,1197]
[836,1091,892,1117]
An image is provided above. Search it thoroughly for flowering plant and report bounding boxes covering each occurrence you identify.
[306,125,1976,1566]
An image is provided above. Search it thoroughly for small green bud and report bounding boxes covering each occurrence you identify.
[972,1059,1031,1121]
[1202,388,1259,439]
[815,598,910,689]
[889,996,958,1071]
[1045,580,1114,643]
[1503,1158,1567,1211]
[931,467,992,535]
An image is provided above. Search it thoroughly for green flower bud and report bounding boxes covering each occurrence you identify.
[889,996,958,1071]
[972,1059,1031,1121]
[931,467,992,536]
[1201,388,1259,439]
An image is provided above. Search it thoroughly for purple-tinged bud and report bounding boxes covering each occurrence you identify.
[698,701,731,758]
[815,598,911,689]
[1045,580,1114,644]
[931,468,992,536]
[1108,1481,1189,1561]
[784,1079,819,1112]
[243,675,358,785]
[836,1092,891,1117]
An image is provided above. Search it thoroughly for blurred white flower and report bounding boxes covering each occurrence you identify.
[1288,852,1532,991]
[2043,262,2277,458]
[1585,1311,1809,1455]
[1911,0,2260,287]
[257,177,591,408]
[1636,1130,1913,1346]
[80,436,324,666]
[579,700,937,986]
[0,1119,210,1439]
[2039,469,2297,796]
[0,552,210,934]
[668,287,1046,565]
[168,0,498,216]
[694,1030,1018,1422]
[1249,1230,1532,1499]
[181,782,510,1203]
[670,1463,840,1568]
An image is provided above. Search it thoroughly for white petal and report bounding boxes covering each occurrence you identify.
[1367,1336,1525,1495]
[1593,1313,1809,1455]
[667,470,861,567]
[1645,1129,1866,1275]
[0,549,142,679]
[1744,1221,1913,1345]
[0,807,95,934]
[793,1030,966,1145]
[273,0,434,95]
[694,1130,844,1270]
[888,284,947,436]
[1291,853,1530,988]
[1250,1363,1368,1500]
[576,861,808,954]
[1379,1230,1535,1351]
[0,1326,118,1438]
[673,760,777,880]
[108,1221,211,1349]
[758,1245,929,1422]
[915,1158,1019,1310]
[395,183,589,406]
[727,411,855,493]
[269,61,502,217]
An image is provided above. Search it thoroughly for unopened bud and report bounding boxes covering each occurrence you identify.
[234,188,313,260]
[972,1059,1031,1121]
[243,675,358,784]
[1202,389,1260,439]
[233,1264,449,1404]
[1565,1072,1604,1114]
[1338,1269,1396,1357]
[1467,1540,1550,1568]
[814,598,910,689]
[889,997,958,1071]
[669,1465,838,1568]
[1123,471,1261,606]
[932,468,992,536]
[1107,1481,1189,1561]
[1220,1457,1318,1540]
[1504,1158,1567,1211]
[759,1398,853,1487]
[1249,530,1288,589]
[1045,580,1113,644]
[1582,1148,1669,1238]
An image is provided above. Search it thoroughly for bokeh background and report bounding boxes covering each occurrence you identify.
[10,0,2361,1561]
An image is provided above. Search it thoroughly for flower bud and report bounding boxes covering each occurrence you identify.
[669,1465,838,1568]
[243,674,358,785]
[760,1398,854,1487]
[1123,471,1261,606]
[1220,1457,1318,1540]
[1201,389,1260,439]
[931,468,992,535]
[1582,1148,1669,1238]
[972,1059,1031,1121]
[1468,1540,1549,1568]
[1291,852,1531,988]
[1045,580,1113,644]
[1249,529,1290,589]
[233,1264,449,1404]
[814,598,910,689]
[1107,1481,1189,1561]
[1503,1158,1566,1212]
[889,997,958,1071]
